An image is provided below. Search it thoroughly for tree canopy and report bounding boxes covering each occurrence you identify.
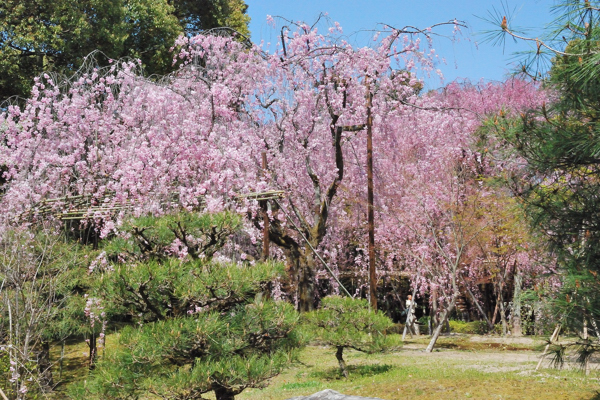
[0,0,250,102]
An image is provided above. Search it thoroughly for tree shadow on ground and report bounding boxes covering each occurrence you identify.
[309,364,394,380]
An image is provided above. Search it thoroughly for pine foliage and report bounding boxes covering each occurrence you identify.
[305,296,397,378]
[65,212,304,399]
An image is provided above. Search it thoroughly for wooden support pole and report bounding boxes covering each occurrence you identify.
[366,77,377,310]
[536,324,561,371]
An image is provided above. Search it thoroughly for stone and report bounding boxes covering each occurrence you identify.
[285,389,385,400]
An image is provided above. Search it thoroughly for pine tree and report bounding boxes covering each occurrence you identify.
[305,296,396,378]
[69,212,304,400]
[486,0,600,351]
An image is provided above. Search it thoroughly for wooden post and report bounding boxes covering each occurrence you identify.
[261,152,270,260]
[366,77,377,310]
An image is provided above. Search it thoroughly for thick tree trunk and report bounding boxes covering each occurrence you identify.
[36,341,53,392]
[426,298,456,353]
[283,245,317,312]
[336,346,349,378]
[297,250,316,312]
[213,384,237,400]
[512,267,523,336]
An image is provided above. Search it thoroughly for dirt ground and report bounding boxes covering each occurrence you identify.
[404,334,599,372]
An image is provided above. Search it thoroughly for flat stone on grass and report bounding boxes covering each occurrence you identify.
[286,389,385,400]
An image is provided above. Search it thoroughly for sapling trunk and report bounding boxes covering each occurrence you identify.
[426,298,456,353]
[512,267,523,336]
[432,287,439,329]
[499,291,508,336]
[60,340,65,380]
[36,341,54,392]
[336,346,349,378]
[88,333,97,370]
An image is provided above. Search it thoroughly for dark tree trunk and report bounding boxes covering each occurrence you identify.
[36,341,54,392]
[335,346,349,378]
[282,246,317,312]
[297,250,316,312]
[213,384,240,400]
[88,333,97,370]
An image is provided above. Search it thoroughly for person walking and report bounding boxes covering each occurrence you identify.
[405,294,419,336]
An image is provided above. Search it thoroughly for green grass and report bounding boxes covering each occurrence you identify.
[235,337,600,400]
[48,334,600,400]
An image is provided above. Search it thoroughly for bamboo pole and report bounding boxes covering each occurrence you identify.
[536,324,561,371]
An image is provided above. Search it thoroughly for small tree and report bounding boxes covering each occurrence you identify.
[0,226,84,398]
[70,212,305,400]
[305,296,396,378]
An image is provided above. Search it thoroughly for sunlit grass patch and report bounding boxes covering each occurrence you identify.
[281,380,322,390]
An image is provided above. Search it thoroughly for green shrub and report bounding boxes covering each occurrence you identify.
[449,320,490,334]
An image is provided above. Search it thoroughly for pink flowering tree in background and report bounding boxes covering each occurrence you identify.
[0,22,552,314]
[0,37,263,229]
[171,17,467,311]
[332,78,551,347]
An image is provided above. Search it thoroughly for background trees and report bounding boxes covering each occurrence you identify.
[0,226,88,397]
[239,19,464,311]
[484,0,600,340]
[172,0,250,35]
[0,0,250,102]
[0,20,549,322]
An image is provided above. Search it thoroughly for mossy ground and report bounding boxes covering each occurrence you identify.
[50,334,600,399]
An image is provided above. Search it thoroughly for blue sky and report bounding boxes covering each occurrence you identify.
[246,0,555,89]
